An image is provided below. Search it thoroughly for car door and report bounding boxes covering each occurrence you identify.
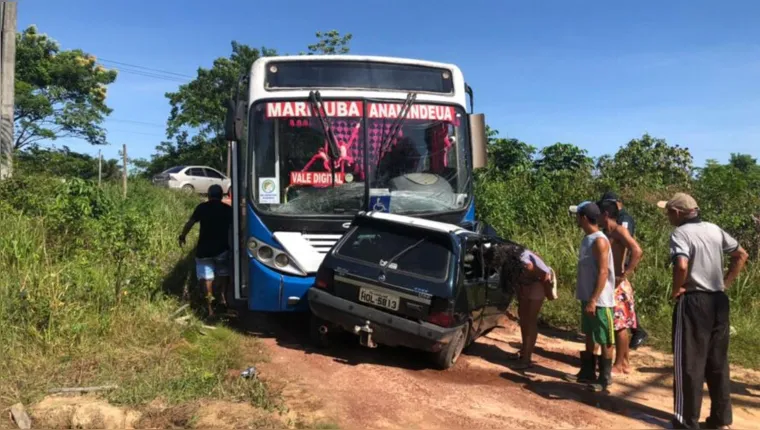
[461,237,487,336]
[482,239,513,330]
[203,168,227,191]
[186,167,208,193]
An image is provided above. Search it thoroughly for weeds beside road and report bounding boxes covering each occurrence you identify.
[0,176,276,416]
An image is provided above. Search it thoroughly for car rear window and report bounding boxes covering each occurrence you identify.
[163,166,185,174]
[336,224,452,280]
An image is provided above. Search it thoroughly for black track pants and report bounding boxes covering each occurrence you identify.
[672,291,732,429]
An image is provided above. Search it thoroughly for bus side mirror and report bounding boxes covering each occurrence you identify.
[225,99,247,142]
[469,113,487,169]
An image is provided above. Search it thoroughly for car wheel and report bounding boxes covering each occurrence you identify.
[309,314,331,349]
[432,322,469,370]
[182,184,195,193]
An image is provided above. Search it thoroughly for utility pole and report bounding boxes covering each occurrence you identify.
[226,141,231,177]
[122,144,127,198]
[98,149,102,186]
[0,2,17,180]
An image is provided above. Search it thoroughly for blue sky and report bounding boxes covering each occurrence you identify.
[18,0,760,166]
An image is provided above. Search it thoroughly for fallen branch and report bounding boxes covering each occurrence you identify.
[47,385,118,394]
[169,304,190,319]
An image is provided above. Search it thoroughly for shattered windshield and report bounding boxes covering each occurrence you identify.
[249,100,471,216]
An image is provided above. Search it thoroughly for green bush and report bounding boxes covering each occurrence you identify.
[476,158,760,369]
[0,173,273,411]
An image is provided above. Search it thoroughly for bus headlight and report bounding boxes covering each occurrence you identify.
[247,238,258,253]
[258,246,274,260]
[274,253,290,268]
[247,237,306,276]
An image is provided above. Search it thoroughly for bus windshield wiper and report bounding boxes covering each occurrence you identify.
[309,91,341,186]
[374,92,417,175]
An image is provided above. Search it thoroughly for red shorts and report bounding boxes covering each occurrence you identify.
[613,279,637,331]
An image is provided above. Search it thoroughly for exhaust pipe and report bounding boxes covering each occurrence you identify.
[318,325,329,335]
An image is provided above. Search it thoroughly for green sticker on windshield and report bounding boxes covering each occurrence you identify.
[259,178,280,204]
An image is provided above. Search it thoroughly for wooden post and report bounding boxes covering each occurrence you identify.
[122,144,127,198]
[0,2,17,180]
[98,149,102,186]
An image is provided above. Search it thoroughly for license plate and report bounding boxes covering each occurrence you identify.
[358,288,400,311]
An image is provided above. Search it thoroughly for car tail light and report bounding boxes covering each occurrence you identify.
[427,311,454,328]
[314,266,334,289]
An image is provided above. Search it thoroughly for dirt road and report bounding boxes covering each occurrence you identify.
[246,315,760,429]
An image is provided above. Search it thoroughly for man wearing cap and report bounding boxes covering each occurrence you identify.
[659,193,748,429]
[179,184,234,317]
[600,191,649,349]
[567,201,616,392]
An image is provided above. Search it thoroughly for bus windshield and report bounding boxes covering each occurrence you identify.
[250,100,471,216]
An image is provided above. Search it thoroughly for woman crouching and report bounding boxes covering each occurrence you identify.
[485,242,556,369]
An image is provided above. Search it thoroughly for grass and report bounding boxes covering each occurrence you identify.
[0,175,278,417]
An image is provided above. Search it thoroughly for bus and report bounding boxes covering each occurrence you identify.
[224,55,488,312]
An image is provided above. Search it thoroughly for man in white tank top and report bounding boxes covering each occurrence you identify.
[565,201,616,392]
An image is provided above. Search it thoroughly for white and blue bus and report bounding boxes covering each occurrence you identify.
[224,55,488,312]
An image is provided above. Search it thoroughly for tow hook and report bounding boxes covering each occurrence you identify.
[354,320,377,348]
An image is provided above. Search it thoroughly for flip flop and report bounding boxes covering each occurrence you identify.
[505,352,522,361]
[511,361,534,370]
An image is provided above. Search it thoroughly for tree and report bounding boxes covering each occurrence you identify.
[534,142,593,174]
[483,127,535,176]
[15,145,120,180]
[598,133,693,189]
[142,31,352,175]
[301,30,352,55]
[14,26,118,150]
[729,153,757,174]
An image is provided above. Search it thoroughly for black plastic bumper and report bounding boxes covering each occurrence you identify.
[307,287,460,352]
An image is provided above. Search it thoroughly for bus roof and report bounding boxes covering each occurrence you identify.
[249,55,467,107]
[253,54,463,71]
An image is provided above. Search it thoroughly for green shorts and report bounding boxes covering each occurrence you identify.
[580,302,615,346]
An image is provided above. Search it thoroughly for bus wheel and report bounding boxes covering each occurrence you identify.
[309,314,332,349]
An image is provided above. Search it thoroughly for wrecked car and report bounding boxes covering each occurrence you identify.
[307,211,514,369]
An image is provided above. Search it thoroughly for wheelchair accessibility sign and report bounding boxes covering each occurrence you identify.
[369,189,391,213]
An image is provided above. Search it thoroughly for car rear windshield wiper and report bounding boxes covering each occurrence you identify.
[382,237,426,271]
[374,92,417,174]
[309,90,341,187]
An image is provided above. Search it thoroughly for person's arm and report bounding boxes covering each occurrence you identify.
[179,206,200,247]
[672,257,688,299]
[670,230,689,299]
[616,226,643,278]
[586,237,610,315]
[721,228,748,288]
[724,247,748,288]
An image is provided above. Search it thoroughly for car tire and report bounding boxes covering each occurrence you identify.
[182,184,195,193]
[309,314,331,349]
[432,322,469,370]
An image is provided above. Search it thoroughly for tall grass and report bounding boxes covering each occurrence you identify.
[476,171,760,369]
[0,176,275,411]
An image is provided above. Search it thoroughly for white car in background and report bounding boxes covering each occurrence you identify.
[152,165,231,195]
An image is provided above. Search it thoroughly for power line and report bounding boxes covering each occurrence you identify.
[104,65,189,83]
[106,128,166,138]
[98,58,194,79]
[108,118,165,128]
